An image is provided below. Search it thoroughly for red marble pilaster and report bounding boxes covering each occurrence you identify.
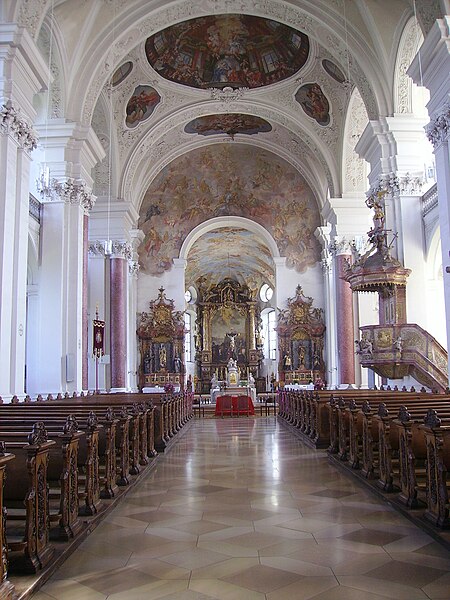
[336,253,355,384]
[110,257,127,389]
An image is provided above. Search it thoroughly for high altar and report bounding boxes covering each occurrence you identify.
[196,278,262,394]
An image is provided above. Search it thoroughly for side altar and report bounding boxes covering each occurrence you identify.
[137,287,185,390]
[276,286,325,385]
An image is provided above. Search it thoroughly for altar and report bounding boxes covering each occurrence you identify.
[211,385,256,404]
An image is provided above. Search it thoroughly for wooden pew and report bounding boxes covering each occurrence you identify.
[420,410,450,528]
[3,423,56,574]
[0,416,86,541]
[0,444,15,599]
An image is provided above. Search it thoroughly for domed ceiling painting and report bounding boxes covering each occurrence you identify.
[145,14,309,90]
[185,227,274,291]
[138,144,321,276]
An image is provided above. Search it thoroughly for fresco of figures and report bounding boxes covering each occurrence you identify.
[184,114,272,137]
[138,144,322,276]
[145,14,310,90]
[125,85,161,128]
[185,227,274,291]
[295,83,331,126]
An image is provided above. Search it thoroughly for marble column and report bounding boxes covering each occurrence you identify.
[110,242,131,391]
[332,239,356,385]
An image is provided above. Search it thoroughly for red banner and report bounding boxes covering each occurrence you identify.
[93,319,105,357]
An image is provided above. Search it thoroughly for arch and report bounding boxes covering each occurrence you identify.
[341,87,369,194]
[122,103,335,213]
[179,216,280,263]
[393,16,425,115]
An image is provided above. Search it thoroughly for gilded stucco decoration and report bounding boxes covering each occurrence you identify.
[138,144,321,276]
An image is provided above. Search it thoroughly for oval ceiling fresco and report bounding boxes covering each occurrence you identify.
[184,114,272,137]
[138,144,321,276]
[145,14,309,90]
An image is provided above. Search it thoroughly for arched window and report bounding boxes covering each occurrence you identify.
[184,312,192,363]
[262,309,276,360]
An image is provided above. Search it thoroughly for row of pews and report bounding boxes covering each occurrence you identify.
[0,390,193,599]
[278,387,450,532]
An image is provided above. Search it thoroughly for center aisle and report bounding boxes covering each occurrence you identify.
[36,418,450,600]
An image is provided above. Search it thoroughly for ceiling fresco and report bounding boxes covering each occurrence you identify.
[145,14,310,90]
[185,227,275,292]
[137,144,322,276]
[125,85,161,128]
[184,114,272,137]
[295,83,331,126]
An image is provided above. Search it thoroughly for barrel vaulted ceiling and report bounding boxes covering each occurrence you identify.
[9,0,440,278]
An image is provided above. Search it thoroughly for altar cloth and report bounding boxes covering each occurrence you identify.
[215,395,255,416]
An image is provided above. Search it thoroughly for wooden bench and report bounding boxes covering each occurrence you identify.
[0,445,15,599]
[2,423,56,574]
[419,410,450,528]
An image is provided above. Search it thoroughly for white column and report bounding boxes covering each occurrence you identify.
[431,127,450,357]
[172,258,187,310]
[315,227,337,388]
[409,15,450,367]
[128,229,144,391]
[0,25,47,399]
[37,186,94,394]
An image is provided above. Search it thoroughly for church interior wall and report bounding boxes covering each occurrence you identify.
[0,1,448,399]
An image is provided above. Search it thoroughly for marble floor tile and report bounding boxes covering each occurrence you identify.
[37,419,450,600]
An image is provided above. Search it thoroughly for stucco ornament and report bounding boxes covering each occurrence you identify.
[0,101,38,151]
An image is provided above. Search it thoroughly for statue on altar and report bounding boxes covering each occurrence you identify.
[226,357,239,386]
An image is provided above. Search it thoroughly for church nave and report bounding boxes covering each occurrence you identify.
[33,419,450,600]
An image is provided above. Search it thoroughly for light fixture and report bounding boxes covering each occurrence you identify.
[103,0,117,256]
[36,0,55,200]
[341,0,353,95]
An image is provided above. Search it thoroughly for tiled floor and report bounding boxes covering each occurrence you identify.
[35,418,450,599]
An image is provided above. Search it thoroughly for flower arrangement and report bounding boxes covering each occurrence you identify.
[164,382,175,394]
[314,377,325,390]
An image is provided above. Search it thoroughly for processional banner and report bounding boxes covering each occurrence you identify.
[93,319,105,357]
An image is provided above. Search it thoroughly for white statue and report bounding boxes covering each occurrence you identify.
[227,357,237,370]
[211,373,218,389]
[248,372,255,386]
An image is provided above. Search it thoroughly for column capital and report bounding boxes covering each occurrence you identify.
[0,100,38,151]
[38,176,95,213]
[128,260,140,277]
[329,237,354,256]
[399,172,425,196]
[425,101,450,149]
[110,240,132,259]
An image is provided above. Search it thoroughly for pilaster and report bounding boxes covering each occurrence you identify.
[409,14,450,362]
[0,24,45,398]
